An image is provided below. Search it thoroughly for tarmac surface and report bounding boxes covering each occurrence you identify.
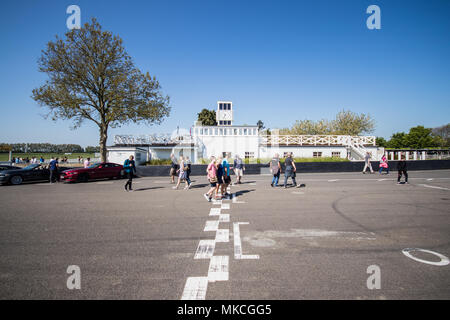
[0,170,449,299]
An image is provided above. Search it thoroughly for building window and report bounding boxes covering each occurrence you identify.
[195,128,198,135]
[200,128,203,135]
[234,128,238,135]
[219,128,223,135]
[332,152,341,158]
[245,152,255,159]
[283,152,289,158]
[313,152,322,158]
[243,128,247,135]
[215,128,218,135]
[219,103,223,110]
[239,128,242,135]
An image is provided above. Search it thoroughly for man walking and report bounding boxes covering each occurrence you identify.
[397,154,408,184]
[233,155,245,184]
[362,152,374,174]
[124,155,137,192]
[222,156,232,199]
[49,157,58,184]
[283,152,297,188]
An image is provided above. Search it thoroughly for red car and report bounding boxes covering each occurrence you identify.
[60,162,124,182]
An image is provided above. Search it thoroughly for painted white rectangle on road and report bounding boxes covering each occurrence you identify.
[212,199,222,205]
[204,220,220,232]
[209,208,221,216]
[233,222,259,260]
[208,255,229,282]
[215,229,229,243]
[194,240,215,259]
[181,277,208,300]
[219,214,230,222]
[221,203,230,210]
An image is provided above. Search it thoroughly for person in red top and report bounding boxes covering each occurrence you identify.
[204,156,218,202]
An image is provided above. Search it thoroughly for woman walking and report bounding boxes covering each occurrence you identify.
[170,153,178,184]
[173,156,190,190]
[283,152,297,188]
[270,153,281,187]
[124,155,136,192]
[204,156,218,202]
[215,156,224,199]
[379,154,389,174]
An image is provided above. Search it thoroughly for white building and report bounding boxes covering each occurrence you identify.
[110,101,383,163]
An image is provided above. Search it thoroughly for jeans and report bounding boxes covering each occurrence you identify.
[125,171,133,190]
[271,173,280,186]
[284,169,296,187]
[379,167,389,174]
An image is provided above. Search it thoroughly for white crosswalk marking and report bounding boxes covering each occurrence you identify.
[181,277,208,300]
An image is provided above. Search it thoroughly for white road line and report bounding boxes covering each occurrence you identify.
[194,240,215,259]
[221,203,230,210]
[427,178,434,181]
[181,277,209,300]
[215,229,229,243]
[328,179,339,182]
[204,220,220,232]
[219,214,230,222]
[207,256,229,282]
[291,191,304,194]
[233,222,259,260]
[209,208,221,216]
[96,181,114,185]
[212,199,222,205]
[418,184,450,191]
[402,248,450,266]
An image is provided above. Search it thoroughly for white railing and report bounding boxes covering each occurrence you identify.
[114,134,194,145]
[260,135,376,147]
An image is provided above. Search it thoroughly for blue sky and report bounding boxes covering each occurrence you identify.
[1,0,449,147]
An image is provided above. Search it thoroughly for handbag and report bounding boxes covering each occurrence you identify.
[209,176,218,183]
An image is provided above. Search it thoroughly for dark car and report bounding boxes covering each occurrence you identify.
[0,165,21,171]
[60,162,124,182]
[0,163,69,185]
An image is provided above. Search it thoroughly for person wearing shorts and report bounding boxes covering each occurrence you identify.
[233,155,244,184]
[204,156,218,202]
[216,157,224,199]
[173,156,190,190]
[222,157,232,198]
[170,153,178,183]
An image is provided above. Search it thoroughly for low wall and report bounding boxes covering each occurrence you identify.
[136,160,450,177]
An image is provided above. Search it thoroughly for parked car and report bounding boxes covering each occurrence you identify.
[0,165,21,171]
[0,164,69,185]
[60,162,124,182]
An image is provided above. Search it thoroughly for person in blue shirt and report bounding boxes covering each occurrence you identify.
[124,155,137,192]
[48,157,58,183]
[222,157,232,199]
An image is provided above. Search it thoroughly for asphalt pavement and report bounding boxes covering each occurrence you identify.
[0,170,449,299]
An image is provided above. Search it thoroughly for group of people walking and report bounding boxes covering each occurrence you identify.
[203,155,235,201]
[122,151,411,192]
[269,152,301,188]
[362,152,408,184]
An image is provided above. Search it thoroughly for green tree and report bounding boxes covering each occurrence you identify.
[432,124,450,147]
[404,125,439,149]
[31,18,170,162]
[376,137,387,147]
[197,108,217,126]
[332,110,375,135]
[386,132,408,148]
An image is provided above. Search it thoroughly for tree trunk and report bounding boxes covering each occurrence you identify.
[99,124,108,163]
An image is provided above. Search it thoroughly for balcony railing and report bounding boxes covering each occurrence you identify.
[259,135,376,147]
